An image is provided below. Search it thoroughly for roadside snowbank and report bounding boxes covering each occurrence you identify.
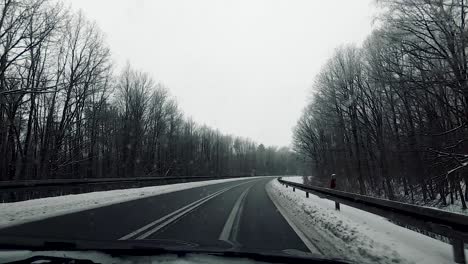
[282,176,304,184]
[267,179,466,264]
[0,176,264,229]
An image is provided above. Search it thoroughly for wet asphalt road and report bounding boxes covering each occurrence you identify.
[0,177,309,253]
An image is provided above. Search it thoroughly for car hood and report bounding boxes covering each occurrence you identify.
[0,235,352,263]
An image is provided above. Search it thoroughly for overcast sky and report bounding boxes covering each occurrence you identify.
[63,0,376,147]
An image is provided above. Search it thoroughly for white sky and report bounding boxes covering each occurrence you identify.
[63,0,376,147]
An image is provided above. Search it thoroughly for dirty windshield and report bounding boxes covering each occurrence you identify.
[0,1,467,264]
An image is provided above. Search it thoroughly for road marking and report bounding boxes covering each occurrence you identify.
[119,180,256,240]
[135,180,256,240]
[219,183,253,245]
[119,188,226,240]
[266,183,322,255]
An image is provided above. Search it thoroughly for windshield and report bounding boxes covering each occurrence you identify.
[0,1,467,264]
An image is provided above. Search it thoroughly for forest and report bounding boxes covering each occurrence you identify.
[3,0,466,211]
[0,0,300,181]
[294,0,468,209]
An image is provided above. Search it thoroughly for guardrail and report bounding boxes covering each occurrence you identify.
[0,176,250,203]
[278,177,468,264]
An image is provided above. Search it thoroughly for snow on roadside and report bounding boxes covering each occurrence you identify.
[267,179,466,264]
[0,176,265,229]
[282,176,304,184]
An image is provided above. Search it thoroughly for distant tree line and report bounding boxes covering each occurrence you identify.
[0,0,300,181]
[294,0,468,209]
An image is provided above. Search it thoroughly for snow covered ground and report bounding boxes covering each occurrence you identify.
[282,176,304,184]
[267,179,467,264]
[0,176,264,230]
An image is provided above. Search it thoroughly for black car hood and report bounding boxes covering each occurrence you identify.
[0,235,352,264]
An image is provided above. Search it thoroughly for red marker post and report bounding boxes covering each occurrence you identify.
[330,174,336,189]
[330,174,340,210]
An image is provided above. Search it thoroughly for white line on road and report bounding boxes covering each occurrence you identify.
[219,182,254,245]
[119,188,225,240]
[119,180,256,240]
[266,183,322,255]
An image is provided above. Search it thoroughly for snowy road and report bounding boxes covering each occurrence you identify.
[0,177,316,255]
[1,176,464,263]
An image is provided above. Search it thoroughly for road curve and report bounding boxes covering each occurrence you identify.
[0,177,315,253]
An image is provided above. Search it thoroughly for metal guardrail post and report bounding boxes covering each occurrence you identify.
[452,238,466,264]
